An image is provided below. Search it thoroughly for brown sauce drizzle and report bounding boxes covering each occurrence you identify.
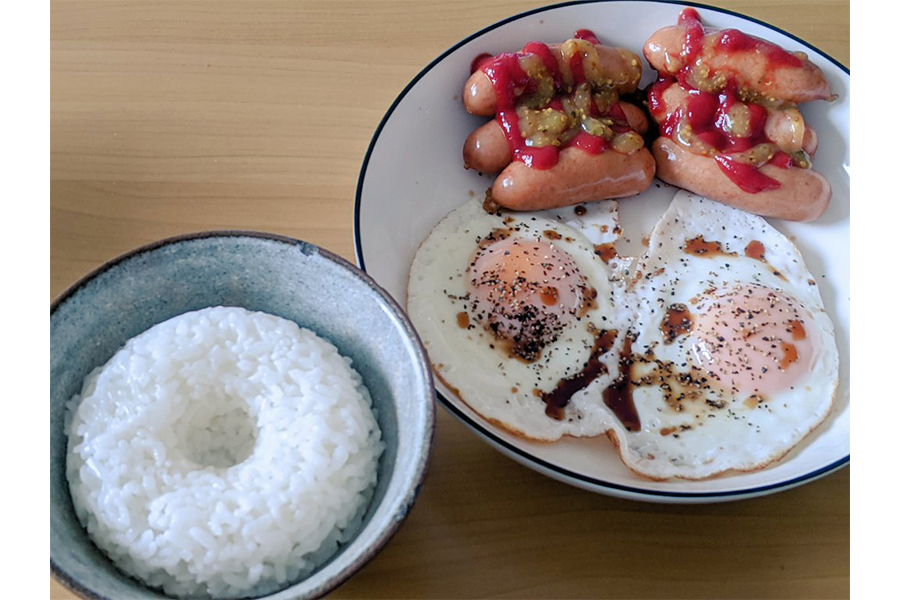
[482,188,502,213]
[787,319,807,341]
[689,238,786,280]
[434,370,462,402]
[661,303,694,343]
[543,229,562,240]
[577,286,598,317]
[743,394,765,409]
[779,342,799,369]
[541,329,618,420]
[684,236,734,257]
[744,240,789,280]
[491,317,553,364]
[601,334,642,431]
[477,227,511,248]
[456,311,470,329]
[744,240,766,262]
[540,286,560,306]
[594,243,619,263]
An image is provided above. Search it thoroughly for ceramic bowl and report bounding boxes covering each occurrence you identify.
[355,0,850,502]
[51,231,435,599]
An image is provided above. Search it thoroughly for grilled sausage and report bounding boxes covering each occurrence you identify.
[652,137,830,221]
[491,146,656,211]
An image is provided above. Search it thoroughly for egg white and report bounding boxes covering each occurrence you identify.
[407,197,633,441]
[601,191,839,480]
[408,191,840,479]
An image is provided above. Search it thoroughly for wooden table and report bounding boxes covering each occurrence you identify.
[51,1,850,598]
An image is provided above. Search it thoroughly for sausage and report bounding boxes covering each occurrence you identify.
[643,18,831,103]
[618,102,651,136]
[764,108,818,156]
[491,146,656,211]
[463,101,651,174]
[651,83,818,156]
[464,71,504,117]
[652,137,830,221]
[462,36,654,210]
[463,120,512,173]
[464,42,643,117]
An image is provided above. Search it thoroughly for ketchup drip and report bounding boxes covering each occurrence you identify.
[483,51,560,169]
[768,151,793,168]
[521,41,561,86]
[478,31,618,171]
[688,86,770,154]
[481,52,534,108]
[713,155,781,193]
[570,131,609,154]
[717,29,804,69]
[470,52,493,74]
[574,29,600,44]
[678,7,706,64]
[678,7,803,70]
[569,49,586,85]
[496,112,559,169]
[605,102,630,131]
[647,78,675,120]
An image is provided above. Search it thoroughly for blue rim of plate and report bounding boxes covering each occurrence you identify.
[353,0,850,499]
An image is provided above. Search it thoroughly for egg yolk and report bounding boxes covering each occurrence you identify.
[467,235,587,362]
[688,284,817,395]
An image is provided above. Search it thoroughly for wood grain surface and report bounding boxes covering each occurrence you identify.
[50,1,850,598]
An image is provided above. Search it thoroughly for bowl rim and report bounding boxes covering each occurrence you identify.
[51,230,436,599]
[352,0,850,500]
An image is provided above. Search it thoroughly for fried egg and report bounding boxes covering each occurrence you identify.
[601,191,839,479]
[407,197,633,441]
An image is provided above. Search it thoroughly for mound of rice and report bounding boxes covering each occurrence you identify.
[66,307,384,599]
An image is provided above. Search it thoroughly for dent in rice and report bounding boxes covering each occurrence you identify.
[65,307,385,599]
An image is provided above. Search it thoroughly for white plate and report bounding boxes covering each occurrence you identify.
[355,1,849,503]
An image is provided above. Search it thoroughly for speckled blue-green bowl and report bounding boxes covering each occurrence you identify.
[51,231,435,600]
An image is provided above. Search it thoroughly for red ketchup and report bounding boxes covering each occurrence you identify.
[714,155,781,193]
[481,49,558,169]
[469,52,494,74]
[476,31,618,170]
[606,103,634,135]
[678,7,802,70]
[571,131,608,154]
[573,29,600,44]
[654,9,801,192]
[716,28,803,69]
[686,86,770,154]
[521,41,560,85]
[679,8,706,64]
[647,78,674,118]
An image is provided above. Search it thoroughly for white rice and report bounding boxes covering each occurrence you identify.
[65,307,384,599]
